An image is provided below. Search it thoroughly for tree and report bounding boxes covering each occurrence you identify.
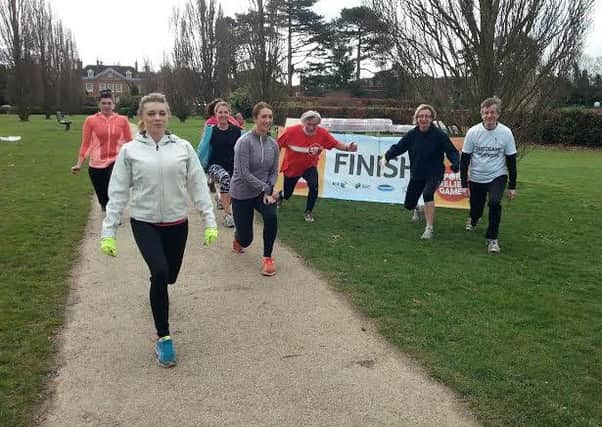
[372,0,595,117]
[213,10,238,97]
[0,0,36,120]
[338,6,385,81]
[300,20,354,95]
[273,0,325,94]
[30,0,80,117]
[236,0,285,103]
[170,0,218,105]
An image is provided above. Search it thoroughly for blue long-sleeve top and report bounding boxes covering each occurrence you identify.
[384,125,460,179]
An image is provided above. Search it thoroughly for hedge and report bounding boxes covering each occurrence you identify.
[526,109,602,147]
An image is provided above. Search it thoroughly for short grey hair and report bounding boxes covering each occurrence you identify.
[481,97,502,113]
[300,110,321,123]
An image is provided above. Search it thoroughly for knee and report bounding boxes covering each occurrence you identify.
[219,173,231,187]
[488,199,502,209]
[404,201,417,211]
[150,266,169,288]
[238,234,253,247]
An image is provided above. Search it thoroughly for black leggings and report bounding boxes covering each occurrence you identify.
[404,176,442,210]
[469,175,507,240]
[88,163,114,210]
[232,194,278,257]
[282,166,319,212]
[130,218,188,338]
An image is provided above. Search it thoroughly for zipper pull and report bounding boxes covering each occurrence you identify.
[156,144,159,151]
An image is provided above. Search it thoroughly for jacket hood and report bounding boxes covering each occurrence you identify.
[134,130,178,145]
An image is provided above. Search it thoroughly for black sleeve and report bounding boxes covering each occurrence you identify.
[460,152,471,188]
[385,134,411,161]
[443,137,460,172]
[506,154,517,190]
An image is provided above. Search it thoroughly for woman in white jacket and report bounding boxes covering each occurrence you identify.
[100,93,218,368]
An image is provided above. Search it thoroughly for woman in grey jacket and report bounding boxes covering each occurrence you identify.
[99,93,218,368]
[230,102,280,276]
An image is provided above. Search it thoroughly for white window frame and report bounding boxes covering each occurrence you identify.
[87,69,94,78]
[125,71,132,79]
[99,83,107,90]
[85,83,94,93]
[114,83,123,93]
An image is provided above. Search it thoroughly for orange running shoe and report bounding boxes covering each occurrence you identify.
[262,257,276,276]
[232,239,244,253]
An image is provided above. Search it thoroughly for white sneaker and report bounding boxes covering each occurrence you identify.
[224,213,235,228]
[487,239,501,253]
[411,207,423,222]
[465,218,476,231]
[421,227,433,240]
[304,211,315,223]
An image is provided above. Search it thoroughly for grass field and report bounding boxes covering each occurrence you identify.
[1,114,600,426]
[274,149,602,426]
[0,115,91,426]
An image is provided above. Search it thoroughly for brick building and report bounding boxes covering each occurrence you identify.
[81,60,147,102]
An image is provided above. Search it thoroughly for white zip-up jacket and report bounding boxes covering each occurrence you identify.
[101,131,217,238]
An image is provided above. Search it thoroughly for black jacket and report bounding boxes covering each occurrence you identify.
[385,125,459,179]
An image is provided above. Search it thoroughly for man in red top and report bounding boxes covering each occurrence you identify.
[277,110,357,222]
[71,89,133,211]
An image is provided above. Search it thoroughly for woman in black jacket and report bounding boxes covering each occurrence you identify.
[384,104,460,240]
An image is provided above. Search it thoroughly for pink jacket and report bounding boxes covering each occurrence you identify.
[79,113,133,168]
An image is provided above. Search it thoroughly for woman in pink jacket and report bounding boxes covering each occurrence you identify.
[71,89,133,211]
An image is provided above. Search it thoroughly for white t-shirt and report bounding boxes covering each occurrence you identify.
[462,122,517,183]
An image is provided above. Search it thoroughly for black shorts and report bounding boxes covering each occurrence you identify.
[404,176,442,210]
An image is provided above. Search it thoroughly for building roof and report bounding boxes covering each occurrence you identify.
[82,64,143,80]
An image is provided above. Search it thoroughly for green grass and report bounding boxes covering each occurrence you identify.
[273,148,601,426]
[1,115,600,426]
[0,115,91,426]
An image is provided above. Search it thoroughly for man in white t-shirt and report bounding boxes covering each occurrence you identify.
[460,97,518,253]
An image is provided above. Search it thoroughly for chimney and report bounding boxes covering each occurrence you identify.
[135,60,138,72]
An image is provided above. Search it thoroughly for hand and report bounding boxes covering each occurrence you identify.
[507,189,517,200]
[71,164,81,174]
[347,142,358,152]
[272,189,281,201]
[263,194,276,205]
[100,237,117,257]
[308,145,322,156]
[463,187,471,197]
[204,227,218,245]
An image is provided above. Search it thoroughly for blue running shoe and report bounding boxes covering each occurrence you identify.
[155,336,176,367]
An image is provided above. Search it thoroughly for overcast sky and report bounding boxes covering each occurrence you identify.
[48,0,602,68]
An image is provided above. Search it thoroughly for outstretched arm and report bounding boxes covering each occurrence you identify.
[384,135,410,161]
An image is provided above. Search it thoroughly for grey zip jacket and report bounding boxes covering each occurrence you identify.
[101,131,217,239]
[230,130,280,200]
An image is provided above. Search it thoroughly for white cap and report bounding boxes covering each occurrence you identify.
[300,110,321,123]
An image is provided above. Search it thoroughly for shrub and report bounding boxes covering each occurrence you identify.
[526,109,602,147]
[230,87,253,118]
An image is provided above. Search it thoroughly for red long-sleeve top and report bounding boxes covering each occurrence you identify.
[79,112,133,168]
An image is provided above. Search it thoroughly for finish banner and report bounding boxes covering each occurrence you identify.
[276,132,468,209]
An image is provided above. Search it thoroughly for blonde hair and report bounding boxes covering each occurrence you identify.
[412,104,437,124]
[137,93,171,132]
[214,101,231,116]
